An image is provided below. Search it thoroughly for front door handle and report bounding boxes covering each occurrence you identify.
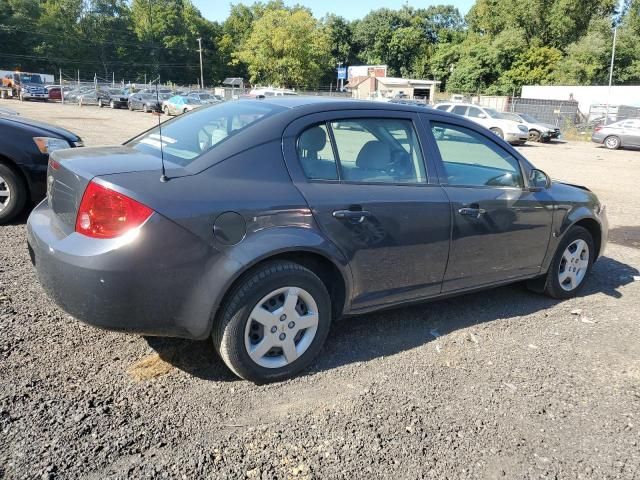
[458,204,486,217]
[333,209,372,222]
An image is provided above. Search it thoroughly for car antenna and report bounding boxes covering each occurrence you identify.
[154,78,169,183]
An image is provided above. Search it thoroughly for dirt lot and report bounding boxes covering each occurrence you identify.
[1,100,639,479]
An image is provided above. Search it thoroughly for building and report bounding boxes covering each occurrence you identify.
[347,76,441,103]
[521,85,640,116]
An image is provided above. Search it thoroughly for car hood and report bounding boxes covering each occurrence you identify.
[5,116,80,142]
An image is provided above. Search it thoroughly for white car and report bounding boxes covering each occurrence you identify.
[435,103,529,145]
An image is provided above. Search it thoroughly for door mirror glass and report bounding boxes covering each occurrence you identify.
[477,113,487,119]
[529,169,551,190]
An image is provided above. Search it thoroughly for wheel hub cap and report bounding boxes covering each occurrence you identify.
[244,286,319,369]
[0,175,11,212]
[558,239,589,291]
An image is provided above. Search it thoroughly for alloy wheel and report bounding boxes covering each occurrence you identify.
[244,286,319,369]
[605,136,620,149]
[0,175,11,213]
[558,239,589,291]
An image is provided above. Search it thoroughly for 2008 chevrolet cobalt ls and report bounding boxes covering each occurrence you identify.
[27,98,608,383]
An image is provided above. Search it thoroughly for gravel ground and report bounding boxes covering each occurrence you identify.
[1,100,639,479]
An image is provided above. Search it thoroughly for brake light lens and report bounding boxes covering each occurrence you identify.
[594,126,602,132]
[75,181,153,239]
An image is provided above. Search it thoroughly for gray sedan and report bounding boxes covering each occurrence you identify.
[27,98,608,383]
[591,118,640,149]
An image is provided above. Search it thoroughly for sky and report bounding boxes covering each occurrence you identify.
[192,0,476,22]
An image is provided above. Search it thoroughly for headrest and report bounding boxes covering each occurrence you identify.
[299,126,327,152]
[356,141,391,170]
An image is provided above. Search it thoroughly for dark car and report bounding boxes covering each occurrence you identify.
[128,92,161,113]
[97,87,128,109]
[27,98,608,383]
[0,116,82,223]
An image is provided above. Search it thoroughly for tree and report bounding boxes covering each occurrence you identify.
[235,8,331,88]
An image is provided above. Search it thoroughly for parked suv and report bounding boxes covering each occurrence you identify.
[435,103,528,144]
[501,112,561,142]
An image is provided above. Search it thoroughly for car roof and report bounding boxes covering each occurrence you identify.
[248,96,451,115]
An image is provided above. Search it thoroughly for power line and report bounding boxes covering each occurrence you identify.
[0,52,201,68]
[0,24,197,53]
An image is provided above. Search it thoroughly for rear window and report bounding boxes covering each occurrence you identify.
[128,101,283,166]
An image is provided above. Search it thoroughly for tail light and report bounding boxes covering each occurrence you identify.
[75,181,153,239]
[594,126,602,132]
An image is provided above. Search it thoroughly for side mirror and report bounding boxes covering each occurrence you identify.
[478,113,487,119]
[529,169,551,191]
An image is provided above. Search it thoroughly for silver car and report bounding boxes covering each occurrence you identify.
[501,112,561,142]
[591,119,640,150]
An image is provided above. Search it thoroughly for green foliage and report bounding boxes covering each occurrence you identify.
[235,8,331,88]
[0,0,639,90]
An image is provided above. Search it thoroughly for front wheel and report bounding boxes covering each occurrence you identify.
[142,103,148,113]
[109,100,115,109]
[542,226,595,299]
[528,129,541,142]
[98,98,103,108]
[163,106,170,116]
[604,135,621,150]
[490,127,504,139]
[0,164,27,224]
[212,261,332,383]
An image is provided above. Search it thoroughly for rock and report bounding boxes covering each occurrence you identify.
[571,309,583,315]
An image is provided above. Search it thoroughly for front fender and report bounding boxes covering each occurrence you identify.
[541,204,606,272]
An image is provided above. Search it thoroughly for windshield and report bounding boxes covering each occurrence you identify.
[128,101,284,167]
[108,88,123,94]
[198,94,213,100]
[484,108,502,119]
[20,74,42,84]
[519,113,538,123]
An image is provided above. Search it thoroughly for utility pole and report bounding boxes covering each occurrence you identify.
[60,68,64,104]
[604,26,617,125]
[197,37,204,90]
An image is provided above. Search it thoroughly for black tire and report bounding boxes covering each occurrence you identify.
[0,164,27,224]
[542,226,595,299]
[490,127,504,139]
[164,106,170,116]
[212,261,332,383]
[528,129,541,142]
[182,108,188,115]
[98,98,103,108]
[142,103,148,113]
[604,135,621,150]
[128,102,133,111]
[109,100,115,109]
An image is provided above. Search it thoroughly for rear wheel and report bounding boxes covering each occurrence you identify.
[128,102,133,111]
[542,226,594,299]
[490,127,504,139]
[212,261,331,383]
[182,107,188,114]
[142,103,148,113]
[163,106,170,116]
[0,164,27,224]
[109,100,115,109]
[604,135,621,150]
[98,98,103,108]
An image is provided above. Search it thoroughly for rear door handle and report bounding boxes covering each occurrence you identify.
[333,209,372,222]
